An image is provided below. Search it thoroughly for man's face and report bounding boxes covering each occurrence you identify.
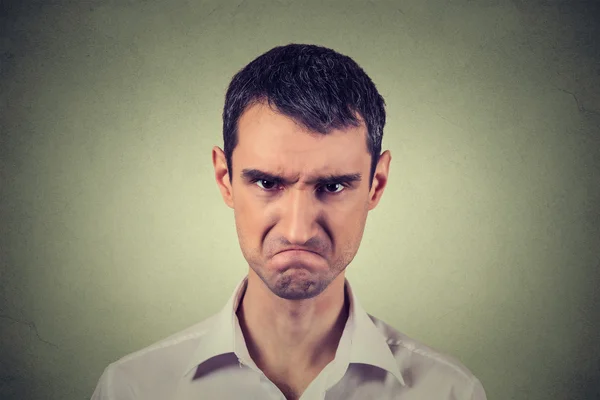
[213,101,390,301]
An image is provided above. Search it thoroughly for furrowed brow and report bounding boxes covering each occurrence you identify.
[307,173,362,186]
[241,168,362,186]
[241,169,290,184]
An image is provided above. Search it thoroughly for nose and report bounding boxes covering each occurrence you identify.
[279,187,320,246]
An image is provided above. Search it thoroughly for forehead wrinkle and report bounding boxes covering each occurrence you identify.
[273,165,336,183]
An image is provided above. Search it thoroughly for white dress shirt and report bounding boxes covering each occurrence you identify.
[91,274,487,399]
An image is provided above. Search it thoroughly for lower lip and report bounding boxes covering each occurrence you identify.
[271,250,324,268]
[280,250,316,255]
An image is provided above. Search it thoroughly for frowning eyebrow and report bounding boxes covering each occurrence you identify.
[241,168,362,186]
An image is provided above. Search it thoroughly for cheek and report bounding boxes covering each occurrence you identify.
[233,195,265,242]
[330,205,368,242]
[349,206,369,238]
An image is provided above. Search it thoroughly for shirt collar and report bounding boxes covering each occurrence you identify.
[183,274,406,387]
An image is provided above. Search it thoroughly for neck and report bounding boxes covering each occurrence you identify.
[236,271,350,374]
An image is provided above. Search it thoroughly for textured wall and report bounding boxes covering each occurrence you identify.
[1,1,599,399]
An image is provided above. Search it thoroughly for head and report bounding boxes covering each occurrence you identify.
[213,44,391,301]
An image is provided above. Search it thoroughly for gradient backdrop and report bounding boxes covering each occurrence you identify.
[1,0,599,399]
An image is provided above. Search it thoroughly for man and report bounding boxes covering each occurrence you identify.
[91,44,487,400]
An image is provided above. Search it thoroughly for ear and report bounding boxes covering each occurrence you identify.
[212,146,234,209]
[368,150,391,211]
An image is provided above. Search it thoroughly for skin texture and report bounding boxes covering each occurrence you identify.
[212,101,391,399]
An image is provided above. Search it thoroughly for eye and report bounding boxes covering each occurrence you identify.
[252,179,347,195]
[318,183,345,194]
[255,179,278,191]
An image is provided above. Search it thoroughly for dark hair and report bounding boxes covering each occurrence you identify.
[222,43,386,189]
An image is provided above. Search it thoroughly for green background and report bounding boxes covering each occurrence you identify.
[1,1,599,399]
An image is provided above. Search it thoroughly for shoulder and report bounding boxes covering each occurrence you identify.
[96,314,218,394]
[367,313,481,392]
[116,314,217,366]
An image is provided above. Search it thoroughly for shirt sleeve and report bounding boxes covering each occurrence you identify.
[469,376,488,400]
[90,366,112,400]
[91,363,140,400]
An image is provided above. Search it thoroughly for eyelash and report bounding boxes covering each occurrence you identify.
[249,179,348,195]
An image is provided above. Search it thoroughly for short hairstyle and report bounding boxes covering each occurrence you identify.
[222,43,386,189]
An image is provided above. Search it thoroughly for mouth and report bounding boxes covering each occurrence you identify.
[270,249,326,270]
[278,249,318,255]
